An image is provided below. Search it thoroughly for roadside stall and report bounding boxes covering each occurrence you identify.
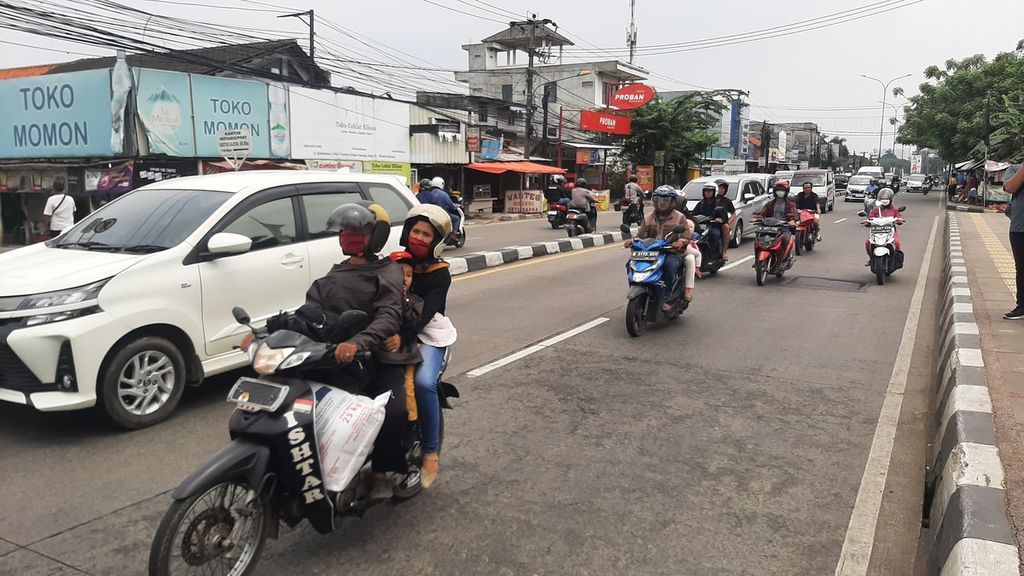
[465,161,566,215]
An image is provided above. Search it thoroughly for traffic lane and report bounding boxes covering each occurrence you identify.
[445,209,634,257]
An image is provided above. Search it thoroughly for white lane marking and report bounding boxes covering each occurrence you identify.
[833,214,940,576]
[465,317,610,378]
[834,217,847,224]
[720,254,754,271]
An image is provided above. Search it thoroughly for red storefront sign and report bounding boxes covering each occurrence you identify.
[579,110,632,135]
[610,84,655,109]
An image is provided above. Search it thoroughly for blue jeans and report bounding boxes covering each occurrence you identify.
[661,254,682,300]
[414,344,445,453]
[707,226,723,260]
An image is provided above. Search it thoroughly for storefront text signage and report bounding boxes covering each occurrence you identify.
[191,75,270,158]
[289,88,410,162]
[580,110,631,135]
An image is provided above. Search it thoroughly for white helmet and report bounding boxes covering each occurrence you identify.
[430,176,445,189]
[401,204,453,259]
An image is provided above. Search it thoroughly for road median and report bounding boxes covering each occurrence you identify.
[447,230,626,276]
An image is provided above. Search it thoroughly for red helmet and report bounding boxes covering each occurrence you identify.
[772,179,791,192]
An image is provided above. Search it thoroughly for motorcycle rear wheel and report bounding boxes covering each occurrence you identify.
[626,294,647,337]
[149,481,272,576]
[454,232,466,249]
[795,233,803,255]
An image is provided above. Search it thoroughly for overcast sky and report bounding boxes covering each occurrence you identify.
[2,0,1022,155]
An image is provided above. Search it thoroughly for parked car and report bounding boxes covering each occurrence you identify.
[835,173,850,190]
[679,174,771,247]
[790,169,837,212]
[0,171,419,428]
[845,174,874,202]
[905,173,929,192]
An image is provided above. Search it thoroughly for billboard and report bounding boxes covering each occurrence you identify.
[289,88,410,162]
[134,69,195,157]
[580,110,631,135]
[911,154,922,174]
[191,75,270,158]
[0,69,116,158]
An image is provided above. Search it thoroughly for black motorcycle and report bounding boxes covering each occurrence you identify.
[148,307,457,576]
[620,198,644,229]
[691,214,725,275]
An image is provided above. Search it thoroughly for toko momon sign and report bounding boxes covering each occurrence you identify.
[0,69,116,158]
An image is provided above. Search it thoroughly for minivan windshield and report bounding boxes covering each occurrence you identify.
[849,176,872,185]
[792,172,827,187]
[54,189,231,252]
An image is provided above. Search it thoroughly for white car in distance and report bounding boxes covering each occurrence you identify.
[0,171,418,428]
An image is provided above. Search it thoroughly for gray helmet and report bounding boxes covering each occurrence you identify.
[877,188,895,205]
[418,178,432,190]
[326,203,375,235]
[652,185,677,214]
[575,177,588,188]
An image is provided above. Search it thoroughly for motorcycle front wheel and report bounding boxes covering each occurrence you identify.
[754,261,767,286]
[626,294,647,337]
[149,481,272,576]
[876,257,887,286]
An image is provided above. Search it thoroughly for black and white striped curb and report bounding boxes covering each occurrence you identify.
[925,214,1018,575]
[446,230,626,276]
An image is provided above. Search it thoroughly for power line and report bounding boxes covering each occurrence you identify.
[420,0,507,24]
[0,37,108,57]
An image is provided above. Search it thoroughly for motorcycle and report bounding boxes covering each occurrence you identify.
[148,307,457,576]
[794,209,818,255]
[690,214,725,275]
[625,226,690,337]
[620,198,644,229]
[859,204,906,285]
[752,217,796,286]
[547,201,568,229]
[444,203,467,249]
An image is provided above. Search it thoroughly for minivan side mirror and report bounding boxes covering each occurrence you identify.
[208,232,253,255]
[898,206,906,212]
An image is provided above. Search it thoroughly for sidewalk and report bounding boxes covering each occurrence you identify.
[956,212,1024,570]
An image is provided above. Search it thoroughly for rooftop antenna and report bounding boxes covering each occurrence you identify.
[627,0,637,64]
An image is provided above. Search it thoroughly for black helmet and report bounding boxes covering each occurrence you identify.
[418,178,432,190]
[576,177,588,188]
[715,179,728,193]
[629,174,638,183]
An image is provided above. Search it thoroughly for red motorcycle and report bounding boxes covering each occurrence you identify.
[752,217,796,286]
[794,209,818,254]
[546,202,568,229]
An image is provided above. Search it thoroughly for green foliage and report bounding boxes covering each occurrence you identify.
[619,93,726,184]
[900,42,1024,162]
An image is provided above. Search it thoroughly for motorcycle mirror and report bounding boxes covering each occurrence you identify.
[898,206,907,212]
[232,307,251,325]
[857,211,867,217]
[671,225,688,234]
[619,224,632,236]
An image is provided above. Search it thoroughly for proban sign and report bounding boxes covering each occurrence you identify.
[610,84,655,110]
[579,110,632,135]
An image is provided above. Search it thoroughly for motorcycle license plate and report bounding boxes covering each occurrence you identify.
[631,251,659,260]
[872,225,893,233]
[227,378,289,412]
[567,213,577,219]
[547,211,557,217]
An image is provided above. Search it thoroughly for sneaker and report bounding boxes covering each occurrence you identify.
[816,234,822,242]
[1005,307,1024,320]
[865,260,871,266]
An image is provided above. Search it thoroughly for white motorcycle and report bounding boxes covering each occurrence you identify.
[859,203,906,285]
[444,204,467,249]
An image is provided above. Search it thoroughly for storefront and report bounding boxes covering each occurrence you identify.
[465,161,566,214]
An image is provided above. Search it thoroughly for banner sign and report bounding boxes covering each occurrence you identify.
[479,137,502,161]
[911,154,922,174]
[580,110,631,135]
[267,81,290,159]
[0,69,115,158]
[366,161,412,186]
[133,158,198,188]
[610,83,655,110]
[85,162,133,194]
[504,190,543,214]
[134,69,195,157]
[289,88,410,162]
[191,75,270,158]
[636,165,654,192]
[466,127,481,153]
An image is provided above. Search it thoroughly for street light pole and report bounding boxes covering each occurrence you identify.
[861,73,911,164]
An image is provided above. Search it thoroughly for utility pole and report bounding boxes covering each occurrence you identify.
[541,83,551,151]
[627,0,638,64]
[760,121,771,173]
[983,92,991,205]
[279,10,315,61]
[512,17,553,161]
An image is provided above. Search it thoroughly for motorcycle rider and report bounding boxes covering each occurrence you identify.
[622,174,645,227]
[569,177,600,232]
[545,174,568,205]
[715,180,737,261]
[417,177,461,239]
[623,185,696,306]
[794,181,822,242]
[863,188,903,266]
[757,180,798,248]
[276,202,409,500]
[693,182,725,261]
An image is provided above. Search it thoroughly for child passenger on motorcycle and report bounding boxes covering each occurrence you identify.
[381,252,425,427]
[623,185,696,307]
[864,188,903,262]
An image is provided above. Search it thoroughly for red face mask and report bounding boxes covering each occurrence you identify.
[407,237,432,260]
[339,231,369,256]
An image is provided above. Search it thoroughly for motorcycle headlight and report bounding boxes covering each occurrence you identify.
[252,344,295,375]
[278,351,313,371]
[11,279,110,311]
[631,271,652,282]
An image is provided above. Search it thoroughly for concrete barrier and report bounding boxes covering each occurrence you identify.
[926,213,1019,575]
[446,230,626,276]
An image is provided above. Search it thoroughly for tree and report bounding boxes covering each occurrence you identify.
[899,42,1024,162]
[619,93,726,185]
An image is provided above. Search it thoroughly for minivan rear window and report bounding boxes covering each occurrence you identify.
[792,173,827,187]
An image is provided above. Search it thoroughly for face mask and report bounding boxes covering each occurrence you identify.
[775,190,786,199]
[340,231,369,256]
[407,236,432,259]
[880,199,891,207]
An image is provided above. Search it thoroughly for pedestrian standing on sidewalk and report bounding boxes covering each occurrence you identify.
[1003,145,1024,320]
[42,179,75,239]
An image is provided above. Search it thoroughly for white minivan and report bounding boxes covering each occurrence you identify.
[0,171,418,428]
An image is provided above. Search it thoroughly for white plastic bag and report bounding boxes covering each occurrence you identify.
[311,384,389,492]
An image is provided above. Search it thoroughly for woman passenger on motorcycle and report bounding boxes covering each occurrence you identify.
[795,181,822,242]
[693,182,725,261]
[715,180,737,261]
[623,185,696,306]
[393,205,456,488]
[757,180,799,248]
[864,188,903,264]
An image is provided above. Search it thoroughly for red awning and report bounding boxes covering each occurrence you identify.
[467,161,566,175]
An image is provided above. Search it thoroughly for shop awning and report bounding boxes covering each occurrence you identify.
[466,162,566,175]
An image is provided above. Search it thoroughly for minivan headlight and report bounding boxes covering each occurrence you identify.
[13,279,110,311]
[25,305,102,327]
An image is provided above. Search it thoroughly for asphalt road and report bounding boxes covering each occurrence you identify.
[0,191,944,575]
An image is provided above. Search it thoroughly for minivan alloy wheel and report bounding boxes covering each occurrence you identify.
[118,350,176,416]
